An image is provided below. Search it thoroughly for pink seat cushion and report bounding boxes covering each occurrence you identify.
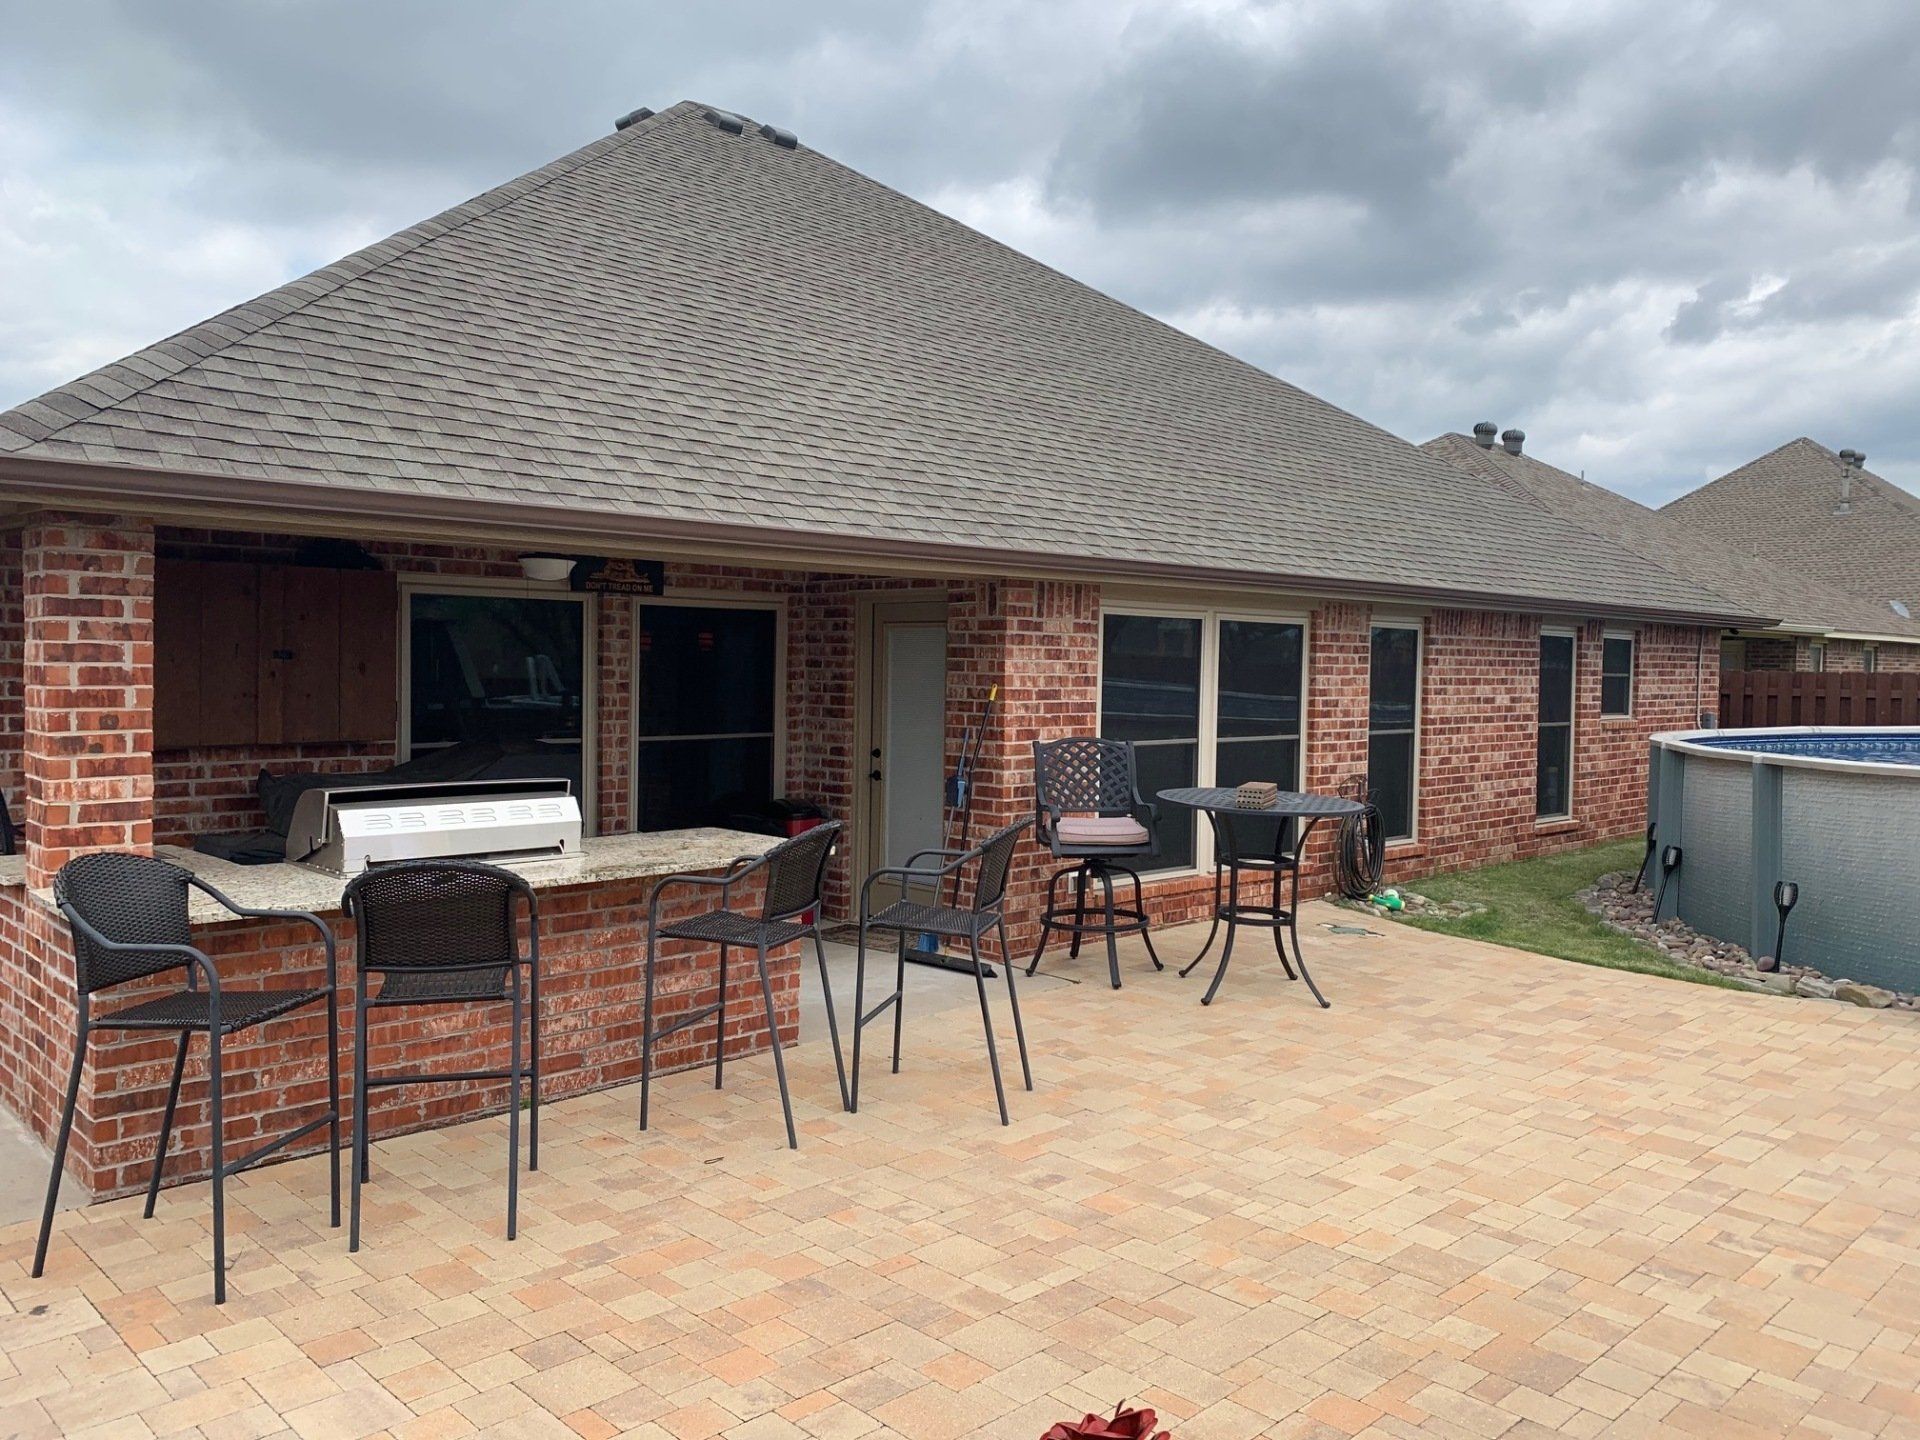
[1057,816,1150,847]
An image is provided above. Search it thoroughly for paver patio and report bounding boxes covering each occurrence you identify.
[4,908,1919,1440]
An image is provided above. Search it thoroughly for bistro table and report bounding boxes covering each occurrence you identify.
[1157,787,1366,1007]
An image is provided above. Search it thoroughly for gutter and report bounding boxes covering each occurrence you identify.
[0,452,1776,630]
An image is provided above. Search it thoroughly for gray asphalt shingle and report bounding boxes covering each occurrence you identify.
[1,101,1758,622]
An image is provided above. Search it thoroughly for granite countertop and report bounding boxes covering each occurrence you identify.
[4,829,780,927]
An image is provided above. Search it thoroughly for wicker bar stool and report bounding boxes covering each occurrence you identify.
[1026,738,1164,989]
[851,819,1033,1125]
[342,860,539,1252]
[34,853,341,1306]
[641,823,847,1151]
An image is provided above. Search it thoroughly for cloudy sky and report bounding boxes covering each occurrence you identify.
[3,0,1917,502]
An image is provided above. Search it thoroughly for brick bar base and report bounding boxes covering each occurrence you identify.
[0,871,799,1200]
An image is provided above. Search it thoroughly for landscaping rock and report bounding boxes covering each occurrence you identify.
[1577,870,1919,1011]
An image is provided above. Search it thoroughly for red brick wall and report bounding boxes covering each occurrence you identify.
[21,515,155,886]
[0,531,22,818]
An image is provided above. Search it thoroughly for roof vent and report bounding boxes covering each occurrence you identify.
[758,122,798,149]
[1500,428,1525,456]
[613,107,655,132]
[1837,448,1862,514]
[1472,421,1498,449]
[702,108,747,135]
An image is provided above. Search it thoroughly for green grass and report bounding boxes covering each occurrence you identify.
[1385,839,1751,990]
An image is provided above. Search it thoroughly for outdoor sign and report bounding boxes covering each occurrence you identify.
[571,557,666,595]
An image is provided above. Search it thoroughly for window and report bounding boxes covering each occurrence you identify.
[1537,630,1576,819]
[1367,625,1420,841]
[1808,642,1826,672]
[634,602,781,831]
[1864,645,1878,673]
[406,589,588,799]
[1099,613,1202,871]
[1099,609,1306,873]
[1601,633,1635,716]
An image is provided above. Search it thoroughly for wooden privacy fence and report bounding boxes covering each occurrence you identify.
[1719,669,1920,729]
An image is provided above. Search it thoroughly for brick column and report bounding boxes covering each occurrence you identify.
[22,515,155,887]
[1301,600,1372,889]
[946,579,1101,951]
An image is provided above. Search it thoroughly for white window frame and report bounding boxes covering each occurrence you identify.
[1537,625,1578,822]
[1863,645,1878,673]
[629,591,788,833]
[1600,628,1637,718]
[1367,619,1424,845]
[1096,602,1311,878]
[397,573,599,832]
[1808,641,1827,672]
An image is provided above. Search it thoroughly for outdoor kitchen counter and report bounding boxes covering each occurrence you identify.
[3,828,780,926]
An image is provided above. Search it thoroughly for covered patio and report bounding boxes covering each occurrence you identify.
[6,914,1917,1440]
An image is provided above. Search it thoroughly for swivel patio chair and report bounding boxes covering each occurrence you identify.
[34,852,342,1306]
[342,860,539,1252]
[641,822,847,1151]
[1027,737,1164,989]
[851,818,1033,1125]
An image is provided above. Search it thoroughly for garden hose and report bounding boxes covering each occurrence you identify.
[1333,774,1385,900]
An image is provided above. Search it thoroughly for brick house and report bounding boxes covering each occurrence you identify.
[0,101,1761,1201]
[1426,428,1920,674]
[1663,438,1920,673]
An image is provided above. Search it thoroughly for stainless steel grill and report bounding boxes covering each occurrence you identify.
[285,778,582,875]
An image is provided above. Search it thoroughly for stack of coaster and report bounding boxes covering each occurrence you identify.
[1234,780,1280,809]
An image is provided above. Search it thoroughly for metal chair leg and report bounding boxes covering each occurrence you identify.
[1027,865,1067,976]
[527,958,540,1173]
[997,920,1032,1092]
[969,932,1010,1125]
[507,966,523,1241]
[325,987,342,1226]
[714,943,729,1090]
[811,928,850,1113]
[1101,868,1122,990]
[351,981,369,1253]
[144,1031,190,1219]
[754,943,797,1150]
[640,932,658,1131]
[1069,864,1089,958]
[850,918,869,1113]
[208,1025,226,1305]
[31,1031,87,1280]
[1125,866,1163,969]
[890,927,908,1074]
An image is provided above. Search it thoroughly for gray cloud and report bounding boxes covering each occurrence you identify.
[1,0,1918,501]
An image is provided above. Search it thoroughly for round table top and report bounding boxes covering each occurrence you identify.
[1157,786,1366,818]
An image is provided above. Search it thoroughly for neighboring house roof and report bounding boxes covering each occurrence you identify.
[0,101,1761,624]
[1662,438,1920,616]
[1423,434,1920,644]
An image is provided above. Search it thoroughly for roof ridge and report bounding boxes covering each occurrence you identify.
[0,103,691,455]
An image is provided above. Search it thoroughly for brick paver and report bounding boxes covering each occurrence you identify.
[4,909,1919,1438]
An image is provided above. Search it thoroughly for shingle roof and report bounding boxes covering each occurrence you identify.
[1661,438,1920,614]
[0,101,1758,622]
[1423,434,1920,641]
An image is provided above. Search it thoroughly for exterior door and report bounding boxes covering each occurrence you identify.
[860,598,950,903]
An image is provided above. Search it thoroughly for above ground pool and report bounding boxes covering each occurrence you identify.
[1647,727,1920,993]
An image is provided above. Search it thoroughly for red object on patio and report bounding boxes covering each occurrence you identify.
[1039,1401,1171,1440]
